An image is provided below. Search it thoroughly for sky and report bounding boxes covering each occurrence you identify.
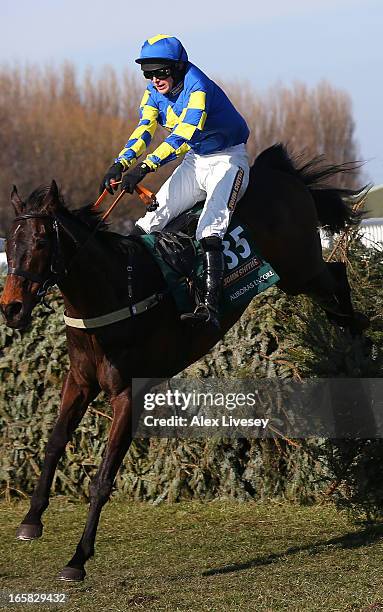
[1,0,382,185]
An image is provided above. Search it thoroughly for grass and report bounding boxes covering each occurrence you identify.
[0,499,383,611]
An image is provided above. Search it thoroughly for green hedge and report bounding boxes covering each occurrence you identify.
[1,238,383,515]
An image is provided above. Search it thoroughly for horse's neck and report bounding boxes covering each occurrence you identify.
[57,223,127,319]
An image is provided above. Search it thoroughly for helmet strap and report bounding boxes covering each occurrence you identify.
[169,62,186,95]
[169,80,184,96]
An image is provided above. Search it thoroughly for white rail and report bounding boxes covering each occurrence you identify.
[320,218,383,250]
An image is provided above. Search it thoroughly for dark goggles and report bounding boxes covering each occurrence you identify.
[143,67,173,80]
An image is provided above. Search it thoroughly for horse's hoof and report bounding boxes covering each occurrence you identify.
[16,523,43,540]
[57,566,86,582]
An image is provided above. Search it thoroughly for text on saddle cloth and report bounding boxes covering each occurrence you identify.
[139,218,279,315]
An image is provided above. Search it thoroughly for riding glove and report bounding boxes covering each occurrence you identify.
[100,162,124,195]
[121,163,151,194]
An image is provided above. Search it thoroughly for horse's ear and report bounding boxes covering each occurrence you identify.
[11,185,24,215]
[41,180,60,213]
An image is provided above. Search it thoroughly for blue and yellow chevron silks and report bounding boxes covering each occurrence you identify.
[164,105,180,130]
[115,89,159,169]
[144,142,191,169]
[144,90,207,169]
[114,62,249,171]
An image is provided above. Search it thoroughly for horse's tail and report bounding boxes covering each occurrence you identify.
[252,144,368,234]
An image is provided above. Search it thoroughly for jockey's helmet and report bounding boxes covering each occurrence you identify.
[135,35,188,70]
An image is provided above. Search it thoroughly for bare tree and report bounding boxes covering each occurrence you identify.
[0,65,361,233]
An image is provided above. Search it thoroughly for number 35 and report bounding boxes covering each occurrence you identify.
[223,226,251,270]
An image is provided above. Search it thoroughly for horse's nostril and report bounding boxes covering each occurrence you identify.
[4,302,23,319]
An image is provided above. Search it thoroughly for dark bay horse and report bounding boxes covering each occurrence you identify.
[0,145,367,581]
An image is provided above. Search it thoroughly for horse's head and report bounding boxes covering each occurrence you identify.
[0,180,61,329]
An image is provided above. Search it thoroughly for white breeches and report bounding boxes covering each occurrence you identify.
[136,143,250,240]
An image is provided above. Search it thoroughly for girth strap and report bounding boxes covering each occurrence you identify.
[63,292,164,329]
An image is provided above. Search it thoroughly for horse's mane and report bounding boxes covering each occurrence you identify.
[25,185,142,257]
[26,185,110,232]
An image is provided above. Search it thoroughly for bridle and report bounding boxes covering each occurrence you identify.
[6,205,167,328]
[7,210,144,311]
[7,182,160,303]
[8,212,66,308]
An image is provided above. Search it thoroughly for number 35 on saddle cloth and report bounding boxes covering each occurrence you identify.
[139,212,280,316]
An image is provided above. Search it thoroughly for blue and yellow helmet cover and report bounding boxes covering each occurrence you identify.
[136,34,188,64]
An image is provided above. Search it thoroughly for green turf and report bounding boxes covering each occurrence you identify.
[1,499,383,611]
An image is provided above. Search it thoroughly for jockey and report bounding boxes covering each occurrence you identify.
[101,34,250,330]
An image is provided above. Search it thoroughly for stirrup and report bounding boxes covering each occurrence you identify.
[180,303,220,330]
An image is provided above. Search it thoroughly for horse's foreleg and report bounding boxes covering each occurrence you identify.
[58,387,132,582]
[16,371,98,541]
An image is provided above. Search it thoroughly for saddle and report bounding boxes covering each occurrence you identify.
[138,202,279,315]
[162,203,202,236]
[154,231,198,281]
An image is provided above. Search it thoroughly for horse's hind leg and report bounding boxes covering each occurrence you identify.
[58,387,132,582]
[303,261,369,335]
[16,372,98,541]
[325,261,369,333]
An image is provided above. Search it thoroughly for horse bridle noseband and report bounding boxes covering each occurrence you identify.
[8,212,66,307]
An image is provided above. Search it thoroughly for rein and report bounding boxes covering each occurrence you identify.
[93,183,159,219]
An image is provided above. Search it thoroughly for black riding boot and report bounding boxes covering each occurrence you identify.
[181,237,225,330]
